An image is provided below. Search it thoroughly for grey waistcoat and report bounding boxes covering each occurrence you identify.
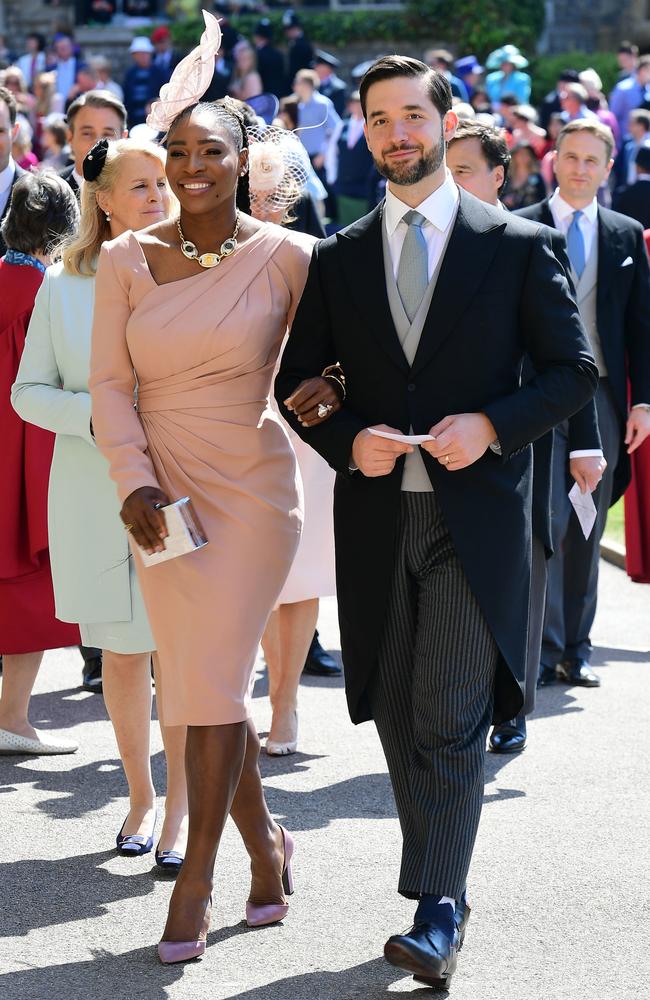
[573,237,608,376]
[382,215,455,491]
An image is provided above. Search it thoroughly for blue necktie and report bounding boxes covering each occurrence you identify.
[567,209,586,279]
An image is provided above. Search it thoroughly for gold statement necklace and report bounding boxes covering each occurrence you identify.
[177,211,241,269]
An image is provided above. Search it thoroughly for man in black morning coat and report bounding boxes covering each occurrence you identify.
[276,58,598,989]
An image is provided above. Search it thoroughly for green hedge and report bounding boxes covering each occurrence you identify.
[164,1,545,53]
[529,51,620,105]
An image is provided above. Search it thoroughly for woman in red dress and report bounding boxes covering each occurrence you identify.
[624,231,650,583]
[0,172,81,754]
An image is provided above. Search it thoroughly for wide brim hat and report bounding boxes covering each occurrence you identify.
[486,44,528,70]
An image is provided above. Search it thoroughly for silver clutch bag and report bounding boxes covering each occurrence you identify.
[138,496,208,567]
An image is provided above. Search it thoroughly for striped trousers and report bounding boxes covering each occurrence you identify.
[369,492,498,900]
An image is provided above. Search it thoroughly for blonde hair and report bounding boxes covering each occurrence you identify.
[61,138,167,277]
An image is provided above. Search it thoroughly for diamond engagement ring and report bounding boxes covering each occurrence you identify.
[317,402,333,418]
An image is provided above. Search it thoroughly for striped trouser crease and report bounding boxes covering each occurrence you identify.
[369,491,498,900]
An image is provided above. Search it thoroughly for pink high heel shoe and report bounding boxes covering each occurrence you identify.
[245,826,295,927]
[157,895,212,964]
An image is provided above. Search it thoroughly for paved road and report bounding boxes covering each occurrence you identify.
[0,560,648,1000]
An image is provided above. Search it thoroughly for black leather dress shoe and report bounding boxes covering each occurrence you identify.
[455,898,471,949]
[302,631,341,677]
[82,656,103,693]
[537,663,557,688]
[556,658,600,687]
[384,921,458,990]
[489,713,527,754]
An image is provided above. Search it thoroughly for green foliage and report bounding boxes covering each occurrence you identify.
[167,13,408,49]
[409,0,545,57]
[528,51,620,105]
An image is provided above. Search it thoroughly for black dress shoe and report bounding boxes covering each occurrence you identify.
[82,656,103,693]
[384,921,458,990]
[489,713,527,754]
[455,898,471,950]
[302,631,341,677]
[556,658,600,687]
[537,663,557,688]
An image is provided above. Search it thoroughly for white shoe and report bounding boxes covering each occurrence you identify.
[265,713,298,756]
[0,727,78,755]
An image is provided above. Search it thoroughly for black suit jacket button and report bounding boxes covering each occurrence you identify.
[407,383,416,392]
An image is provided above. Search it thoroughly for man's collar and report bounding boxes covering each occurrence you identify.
[550,188,598,223]
[0,157,16,192]
[384,169,459,235]
[72,167,84,189]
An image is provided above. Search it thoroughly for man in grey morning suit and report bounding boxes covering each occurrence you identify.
[517,119,650,689]
[276,57,598,989]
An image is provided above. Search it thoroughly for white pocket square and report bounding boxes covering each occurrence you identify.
[621,256,633,267]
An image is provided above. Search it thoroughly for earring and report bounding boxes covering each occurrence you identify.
[105,212,111,221]
[240,171,247,177]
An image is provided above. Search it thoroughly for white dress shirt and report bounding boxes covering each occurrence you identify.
[549,189,604,459]
[0,157,17,219]
[384,170,459,280]
[55,58,76,102]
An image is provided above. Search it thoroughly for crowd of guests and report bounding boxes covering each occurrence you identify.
[0,10,649,984]
[5,16,650,234]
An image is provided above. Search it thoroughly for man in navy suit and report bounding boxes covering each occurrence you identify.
[518,119,650,689]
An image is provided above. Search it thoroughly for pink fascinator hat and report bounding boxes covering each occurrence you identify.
[147,9,222,136]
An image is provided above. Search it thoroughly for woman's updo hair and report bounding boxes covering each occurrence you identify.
[61,136,167,277]
[166,98,251,215]
[0,171,79,256]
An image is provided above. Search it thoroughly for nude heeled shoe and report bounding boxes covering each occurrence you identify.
[246,827,295,927]
[157,895,212,964]
[265,712,298,756]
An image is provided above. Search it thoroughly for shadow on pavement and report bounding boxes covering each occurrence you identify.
[0,950,443,1000]
[0,850,156,938]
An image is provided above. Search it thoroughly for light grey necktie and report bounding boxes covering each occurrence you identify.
[396,210,429,323]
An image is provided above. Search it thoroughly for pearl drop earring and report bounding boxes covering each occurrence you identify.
[105,212,111,221]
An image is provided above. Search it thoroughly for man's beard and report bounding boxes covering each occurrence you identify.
[374,126,445,186]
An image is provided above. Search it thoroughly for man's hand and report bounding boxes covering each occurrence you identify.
[351,425,413,477]
[569,455,607,494]
[625,408,650,454]
[421,413,497,470]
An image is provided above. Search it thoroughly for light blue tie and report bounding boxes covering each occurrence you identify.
[567,209,586,279]
[397,210,429,322]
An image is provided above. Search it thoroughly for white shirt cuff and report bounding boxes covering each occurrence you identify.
[569,449,604,458]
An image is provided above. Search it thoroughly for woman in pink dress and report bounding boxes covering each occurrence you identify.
[89,83,316,961]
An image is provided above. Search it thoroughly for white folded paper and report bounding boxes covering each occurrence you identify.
[138,496,208,567]
[568,481,597,540]
[368,429,435,445]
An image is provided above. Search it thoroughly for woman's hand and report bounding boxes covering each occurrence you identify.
[284,376,342,428]
[121,486,170,555]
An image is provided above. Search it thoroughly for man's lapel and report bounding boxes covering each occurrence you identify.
[410,189,506,377]
[596,208,625,313]
[338,203,410,373]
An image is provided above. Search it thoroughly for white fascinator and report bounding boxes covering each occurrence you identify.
[147,9,222,136]
[247,125,310,219]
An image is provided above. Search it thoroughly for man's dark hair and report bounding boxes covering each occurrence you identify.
[66,89,127,132]
[499,93,519,107]
[558,69,580,84]
[0,85,17,126]
[448,118,511,193]
[0,172,79,254]
[619,40,639,57]
[27,32,47,52]
[359,55,452,121]
[630,109,650,130]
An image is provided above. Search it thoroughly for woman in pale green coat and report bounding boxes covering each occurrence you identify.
[12,138,188,869]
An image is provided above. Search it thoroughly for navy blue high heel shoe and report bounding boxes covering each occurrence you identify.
[154,844,184,874]
[116,812,156,856]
